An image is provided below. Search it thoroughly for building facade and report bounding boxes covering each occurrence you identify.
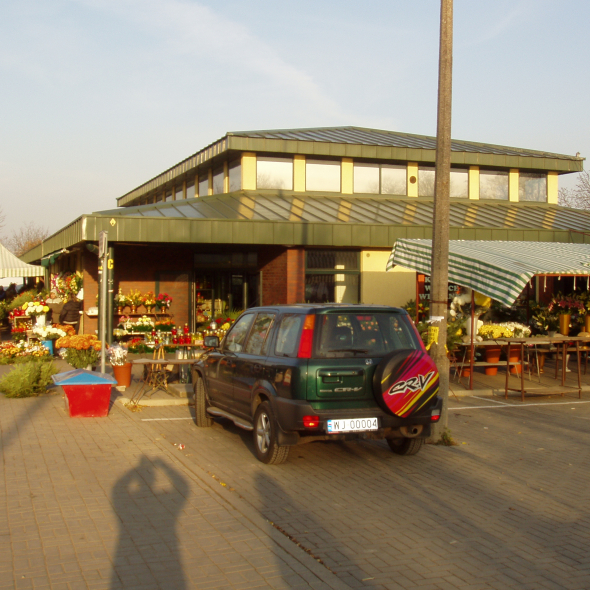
[22,127,588,335]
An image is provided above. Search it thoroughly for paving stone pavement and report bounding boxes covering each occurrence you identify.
[130,392,590,590]
[0,386,352,590]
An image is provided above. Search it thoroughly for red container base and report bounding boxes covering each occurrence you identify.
[62,384,113,417]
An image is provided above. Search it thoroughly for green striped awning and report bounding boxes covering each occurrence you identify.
[386,239,590,307]
[0,243,45,278]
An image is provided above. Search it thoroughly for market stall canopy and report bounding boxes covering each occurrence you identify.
[0,242,45,278]
[386,239,590,307]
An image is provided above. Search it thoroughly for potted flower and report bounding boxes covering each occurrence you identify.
[55,334,102,369]
[155,293,172,311]
[32,325,67,355]
[22,300,50,326]
[126,289,143,314]
[477,324,514,375]
[107,344,132,388]
[142,291,156,313]
[548,294,585,336]
[10,326,27,342]
[114,289,128,314]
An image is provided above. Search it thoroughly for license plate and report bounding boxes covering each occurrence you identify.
[327,417,379,433]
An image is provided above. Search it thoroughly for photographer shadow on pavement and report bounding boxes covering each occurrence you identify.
[110,455,189,590]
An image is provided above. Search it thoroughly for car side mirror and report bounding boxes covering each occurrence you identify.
[203,335,219,349]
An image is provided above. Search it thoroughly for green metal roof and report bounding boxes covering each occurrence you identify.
[116,126,584,207]
[387,239,590,307]
[21,193,590,265]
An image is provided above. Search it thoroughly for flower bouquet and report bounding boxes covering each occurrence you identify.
[155,293,172,311]
[51,271,83,299]
[127,289,143,313]
[133,315,155,333]
[22,300,49,318]
[106,344,129,367]
[478,324,514,340]
[56,334,102,369]
[142,291,156,312]
[548,293,585,316]
[114,289,128,312]
[32,325,67,341]
[498,322,531,338]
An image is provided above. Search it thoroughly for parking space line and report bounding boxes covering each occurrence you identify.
[450,400,590,410]
[471,395,510,405]
[141,417,194,422]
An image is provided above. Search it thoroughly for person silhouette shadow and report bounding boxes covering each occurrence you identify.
[110,455,189,590]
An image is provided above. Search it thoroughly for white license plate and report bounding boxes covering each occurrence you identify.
[327,417,379,433]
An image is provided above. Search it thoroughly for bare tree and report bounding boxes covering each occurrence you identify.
[559,170,590,210]
[4,222,50,257]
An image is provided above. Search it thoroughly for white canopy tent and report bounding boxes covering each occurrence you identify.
[0,242,45,279]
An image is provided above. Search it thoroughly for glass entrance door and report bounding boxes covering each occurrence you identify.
[193,271,259,328]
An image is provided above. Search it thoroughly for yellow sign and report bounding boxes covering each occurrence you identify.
[425,326,439,350]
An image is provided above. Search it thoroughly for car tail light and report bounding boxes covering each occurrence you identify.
[297,315,316,358]
[303,415,320,428]
[431,409,441,422]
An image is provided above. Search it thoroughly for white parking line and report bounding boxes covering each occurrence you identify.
[471,395,510,405]
[141,417,194,421]
[450,400,590,410]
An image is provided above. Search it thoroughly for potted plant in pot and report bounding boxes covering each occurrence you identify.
[142,291,156,313]
[32,325,67,355]
[126,289,143,314]
[548,293,585,336]
[477,324,514,375]
[22,299,50,326]
[55,334,102,369]
[107,344,132,388]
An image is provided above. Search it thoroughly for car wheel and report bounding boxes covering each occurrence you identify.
[387,437,424,456]
[194,375,213,427]
[372,349,439,418]
[253,401,290,465]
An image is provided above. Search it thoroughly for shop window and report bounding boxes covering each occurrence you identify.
[212,166,224,195]
[229,160,241,192]
[186,179,195,199]
[306,160,341,192]
[198,172,209,197]
[418,166,435,197]
[450,169,468,198]
[257,157,293,190]
[519,172,547,202]
[480,170,509,200]
[381,165,407,195]
[305,250,359,304]
[353,163,380,194]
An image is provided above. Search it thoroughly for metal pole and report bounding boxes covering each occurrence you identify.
[99,235,108,373]
[106,246,114,343]
[429,0,453,433]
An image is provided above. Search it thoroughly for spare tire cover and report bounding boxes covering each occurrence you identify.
[372,349,439,418]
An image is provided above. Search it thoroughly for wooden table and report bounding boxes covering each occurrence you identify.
[497,336,589,401]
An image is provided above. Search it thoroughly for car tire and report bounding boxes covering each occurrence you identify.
[194,375,213,427]
[387,437,424,456]
[253,401,290,465]
[372,349,439,418]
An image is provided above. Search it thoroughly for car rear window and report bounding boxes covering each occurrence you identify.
[274,315,303,357]
[315,312,420,358]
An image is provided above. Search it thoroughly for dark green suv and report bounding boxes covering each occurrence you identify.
[192,304,442,464]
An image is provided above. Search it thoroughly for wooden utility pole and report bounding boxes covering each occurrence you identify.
[430,0,453,432]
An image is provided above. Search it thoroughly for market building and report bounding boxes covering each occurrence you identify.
[21,126,589,336]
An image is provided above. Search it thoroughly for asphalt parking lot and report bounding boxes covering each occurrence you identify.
[136,391,590,590]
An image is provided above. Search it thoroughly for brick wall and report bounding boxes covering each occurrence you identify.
[260,247,304,305]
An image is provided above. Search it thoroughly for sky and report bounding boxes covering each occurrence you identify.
[1,0,589,240]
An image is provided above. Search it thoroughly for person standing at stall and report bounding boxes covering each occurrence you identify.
[59,295,82,334]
